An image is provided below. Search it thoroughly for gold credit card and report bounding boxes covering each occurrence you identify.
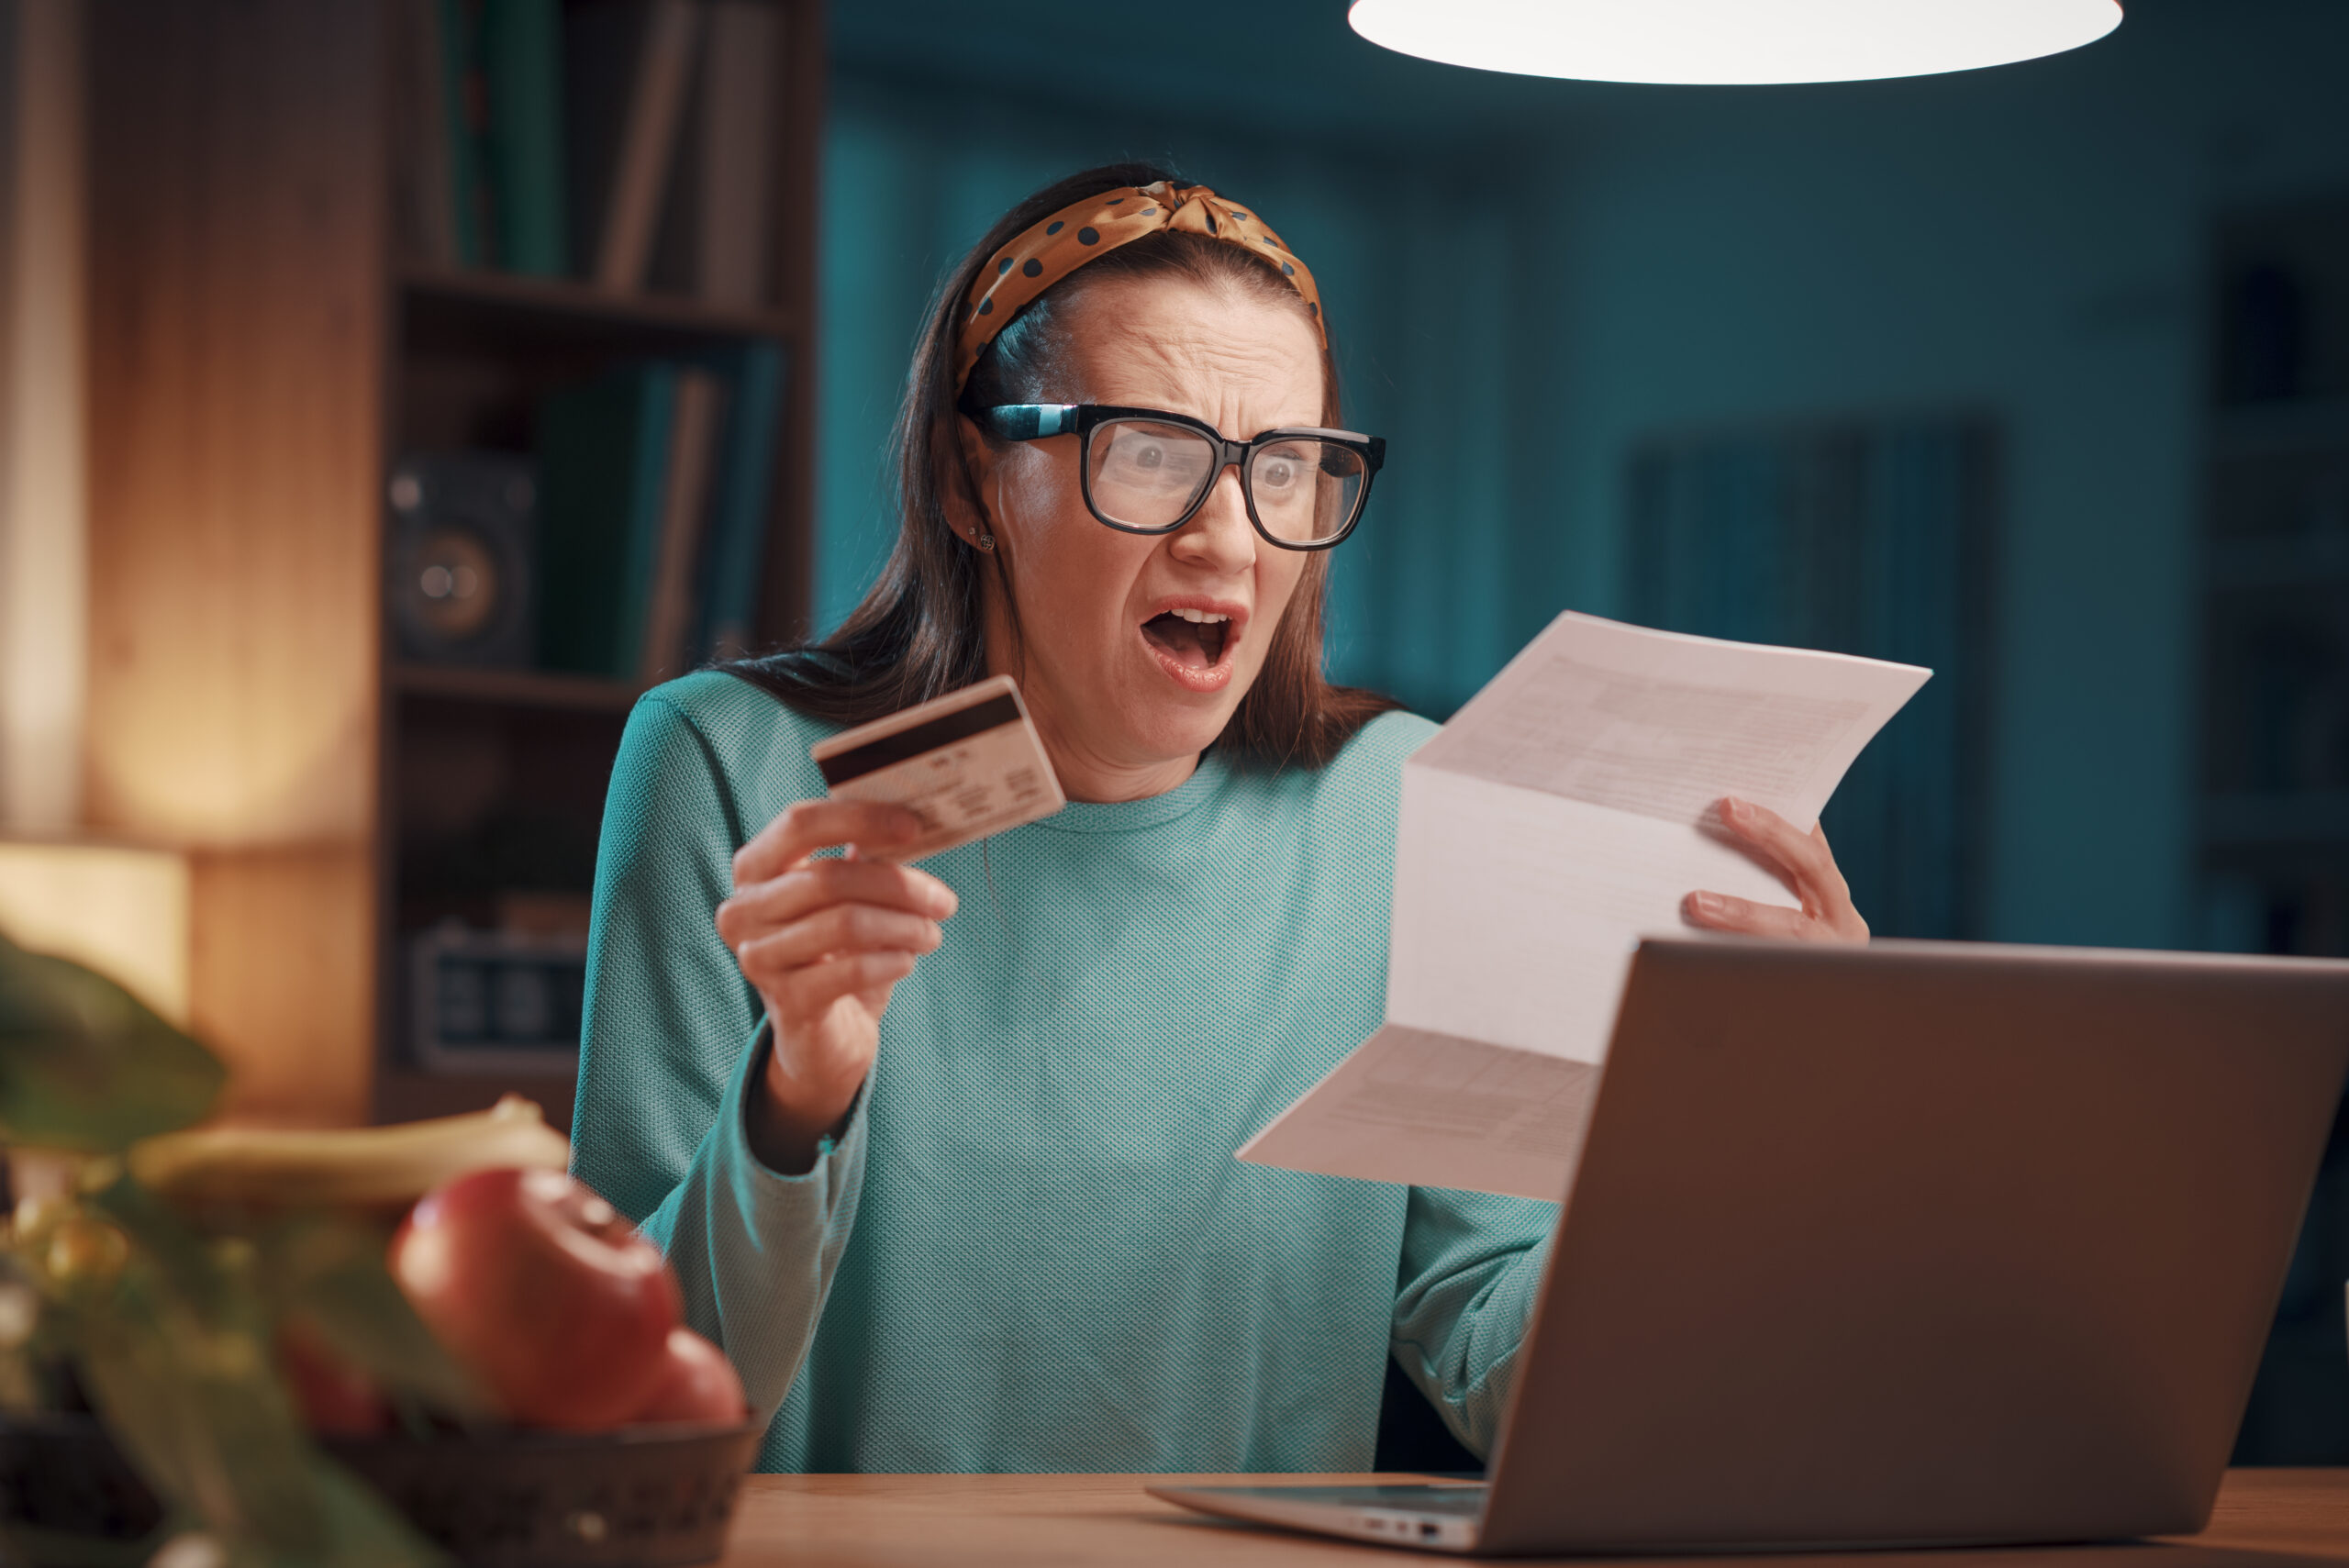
[808,674,1066,862]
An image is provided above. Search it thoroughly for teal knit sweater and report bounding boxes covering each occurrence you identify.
[571,670,1557,1473]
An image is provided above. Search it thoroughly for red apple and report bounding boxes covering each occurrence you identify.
[389,1167,680,1429]
[629,1327,748,1426]
[277,1316,394,1435]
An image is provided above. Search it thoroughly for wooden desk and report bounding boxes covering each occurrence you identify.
[717,1469,2349,1565]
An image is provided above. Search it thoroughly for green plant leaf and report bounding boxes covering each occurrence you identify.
[0,935,224,1152]
[252,1218,494,1423]
[58,1179,448,1568]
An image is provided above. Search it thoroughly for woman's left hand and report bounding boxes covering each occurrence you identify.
[1681,795,1870,945]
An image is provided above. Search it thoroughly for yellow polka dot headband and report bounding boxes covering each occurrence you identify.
[954,180,1325,391]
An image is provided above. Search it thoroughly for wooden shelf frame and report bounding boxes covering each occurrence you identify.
[83,0,824,1127]
[397,262,799,341]
[390,663,648,714]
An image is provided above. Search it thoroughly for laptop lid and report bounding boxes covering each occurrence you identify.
[1477,938,2349,1555]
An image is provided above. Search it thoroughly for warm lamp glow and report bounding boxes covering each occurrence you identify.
[0,840,191,1025]
[0,0,88,832]
[1346,0,2123,85]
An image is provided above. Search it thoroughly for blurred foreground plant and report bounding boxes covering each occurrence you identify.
[0,933,482,1567]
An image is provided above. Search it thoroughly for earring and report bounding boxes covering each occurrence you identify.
[976,528,996,552]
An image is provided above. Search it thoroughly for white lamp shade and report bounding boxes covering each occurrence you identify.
[1346,0,2123,86]
[0,841,191,1026]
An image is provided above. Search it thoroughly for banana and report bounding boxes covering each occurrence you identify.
[128,1095,570,1217]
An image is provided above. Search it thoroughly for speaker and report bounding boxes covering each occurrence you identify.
[386,451,537,667]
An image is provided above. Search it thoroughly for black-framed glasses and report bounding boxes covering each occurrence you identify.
[972,404,1385,550]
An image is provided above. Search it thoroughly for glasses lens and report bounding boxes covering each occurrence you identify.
[1086,419,1219,530]
[1249,439,1366,544]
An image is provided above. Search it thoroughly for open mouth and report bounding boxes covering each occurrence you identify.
[1140,606,1239,692]
[1141,609,1230,668]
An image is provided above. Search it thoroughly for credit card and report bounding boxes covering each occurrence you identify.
[808,674,1066,862]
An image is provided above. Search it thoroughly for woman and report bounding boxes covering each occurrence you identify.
[572,163,1868,1474]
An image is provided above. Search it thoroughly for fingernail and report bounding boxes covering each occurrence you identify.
[1721,797,1749,823]
[1689,892,1723,917]
[930,886,959,917]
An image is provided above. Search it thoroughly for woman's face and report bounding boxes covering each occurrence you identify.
[960,278,1324,802]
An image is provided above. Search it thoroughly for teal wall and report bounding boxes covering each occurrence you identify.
[813,1,2349,951]
[1540,3,2349,950]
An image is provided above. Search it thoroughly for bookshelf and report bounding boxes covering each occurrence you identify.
[82,0,823,1133]
[2202,198,2349,1463]
[376,0,824,1134]
[2200,203,2349,962]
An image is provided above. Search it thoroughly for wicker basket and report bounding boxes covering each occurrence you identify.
[0,1413,763,1568]
[326,1422,763,1568]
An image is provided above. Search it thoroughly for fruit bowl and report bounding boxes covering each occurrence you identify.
[326,1419,764,1568]
[0,1413,764,1568]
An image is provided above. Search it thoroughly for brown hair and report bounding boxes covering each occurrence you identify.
[728,161,1400,771]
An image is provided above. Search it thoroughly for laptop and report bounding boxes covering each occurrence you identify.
[1154,937,2349,1555]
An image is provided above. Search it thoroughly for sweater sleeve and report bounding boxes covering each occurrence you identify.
[570,694,867,1422]
[1390,1187,1559,1459]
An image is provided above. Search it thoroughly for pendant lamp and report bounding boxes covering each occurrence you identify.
[1347,0,2122,85]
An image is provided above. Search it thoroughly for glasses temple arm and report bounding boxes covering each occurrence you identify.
[977,404,1081,440]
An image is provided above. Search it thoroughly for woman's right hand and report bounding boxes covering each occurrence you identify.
[717,799,959,1173]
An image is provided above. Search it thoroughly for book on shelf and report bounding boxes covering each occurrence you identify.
[534,351,781,682]
[694,340,785,659]
[482,0,570,277]
[694,1,779,306]
[395,0,780,296]
[562,0,637,284]
[392,0,460,266]
[536,363,679,678]
[638,368,727,682]
[440,0,496,268]
[411,0,569,273]
[588,0,702,291]
[638,0,776,305]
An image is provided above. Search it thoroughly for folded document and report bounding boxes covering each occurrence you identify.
[1237,612,1929,1202]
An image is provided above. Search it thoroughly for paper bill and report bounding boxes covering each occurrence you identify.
[1239,611,1931,1201]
